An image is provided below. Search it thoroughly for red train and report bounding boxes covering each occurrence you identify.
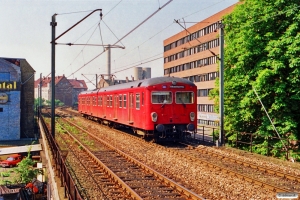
[78,77,197,142]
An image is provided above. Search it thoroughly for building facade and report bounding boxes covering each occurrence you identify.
[0,58,35,140]
[163,4,236,128]
[35,75,87,107]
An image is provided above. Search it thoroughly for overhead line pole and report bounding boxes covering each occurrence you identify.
[50,14,57,138]
[50,9,102,138]
[219,23,225,146]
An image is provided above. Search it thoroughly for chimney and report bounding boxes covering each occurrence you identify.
[131,75,134,81]
[75,77,77,81]
[126,77,129,83]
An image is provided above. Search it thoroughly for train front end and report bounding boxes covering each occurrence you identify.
[146,78,197,142]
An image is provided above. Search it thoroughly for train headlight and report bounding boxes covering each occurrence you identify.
[151,112,158,122]
[190,112,195,121]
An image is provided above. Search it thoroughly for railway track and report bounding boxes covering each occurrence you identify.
[55,108,300,199]
[186,143,300,182]
[165,142,300,193]
[55,116,205,200]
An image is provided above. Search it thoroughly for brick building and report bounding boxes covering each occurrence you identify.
[35,75,87,107]
[163,4,236,128]
[68,78,88,105]
[0,57,35,139]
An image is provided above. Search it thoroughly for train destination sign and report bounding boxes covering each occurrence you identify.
[0,81,19,91]
[170,85,184,88]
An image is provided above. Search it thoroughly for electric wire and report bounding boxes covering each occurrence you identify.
[58,0,123,76]
[181,0,226,19]
[174,19,219,59]
[109,52,163,74]
[98,22,105,52]
[115,22,173,60]
[57,9,96,16]
[112,56,162,74]
[66,0,173,78]
[101,20,125,48]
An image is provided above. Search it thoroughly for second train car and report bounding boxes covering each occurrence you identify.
[78,76,197,142]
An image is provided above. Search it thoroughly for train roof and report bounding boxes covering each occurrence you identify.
[80,76,195,94]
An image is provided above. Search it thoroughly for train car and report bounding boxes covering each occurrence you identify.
[78,77,197,142]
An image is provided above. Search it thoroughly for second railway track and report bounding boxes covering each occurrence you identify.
[52,108,300,199]
[53,115,205,200]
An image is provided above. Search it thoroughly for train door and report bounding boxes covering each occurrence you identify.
[128,93,133,123]
[114,95,118,119]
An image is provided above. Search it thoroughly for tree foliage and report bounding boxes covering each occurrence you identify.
[13,147,43,184]
[211,0,300,158]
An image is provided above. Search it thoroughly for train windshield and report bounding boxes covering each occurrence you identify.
[175,92,194,104]
[151,92,172,104]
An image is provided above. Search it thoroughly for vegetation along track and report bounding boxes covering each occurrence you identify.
[54,115,204,200]
[54,107,300,199]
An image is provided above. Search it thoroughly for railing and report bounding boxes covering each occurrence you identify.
[231,132,299,161]
[40,115,83,200]
[194,125,217,144]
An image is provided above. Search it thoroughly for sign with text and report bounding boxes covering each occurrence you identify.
[0,81,20,91]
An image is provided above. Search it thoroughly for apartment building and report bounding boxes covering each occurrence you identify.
[163,4,236,128]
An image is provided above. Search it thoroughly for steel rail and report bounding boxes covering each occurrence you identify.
[162,145,298,194]
[56,119,142,200]
[60,116,205,200]
[195,146,300,183]
[61,108,299,195]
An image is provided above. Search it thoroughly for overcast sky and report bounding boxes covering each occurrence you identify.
[0,0,238,89]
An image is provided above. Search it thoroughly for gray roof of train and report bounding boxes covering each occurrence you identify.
[80,77,195,94]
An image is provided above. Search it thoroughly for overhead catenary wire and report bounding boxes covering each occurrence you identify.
[101,20,125,48]
[58,0,123,75]
[66,0,173,78]
[174,19,219,60]
[112,56,163,74]
[108,52,163,74]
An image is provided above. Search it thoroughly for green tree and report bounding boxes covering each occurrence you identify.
[34,98,45,112]
[13,147,43,184]
[45,99,64,106]
[211,0,300,158]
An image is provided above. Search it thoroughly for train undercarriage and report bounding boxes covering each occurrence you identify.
[81,114,194,143]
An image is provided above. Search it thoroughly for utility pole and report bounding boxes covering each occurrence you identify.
[95,74,97,89]
[219,23,225,146]
[50,14,57,138]
[50,9,102,138]
[106,44,111,78]
[39,73,42,120]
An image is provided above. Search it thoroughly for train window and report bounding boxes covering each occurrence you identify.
[151,92,172,104]
[106,95,109,107]
[136,93,140,110]
[142,92,144,106]
[98,96,101,106]
[123,94,127,108]
[175,92,194,104]
[119,95,122,108]
[109,95,112,107]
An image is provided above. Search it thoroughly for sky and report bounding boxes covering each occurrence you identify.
[0,0,238,89]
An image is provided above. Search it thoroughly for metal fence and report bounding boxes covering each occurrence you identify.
[40,115,83,200]
[231,132,299,160]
